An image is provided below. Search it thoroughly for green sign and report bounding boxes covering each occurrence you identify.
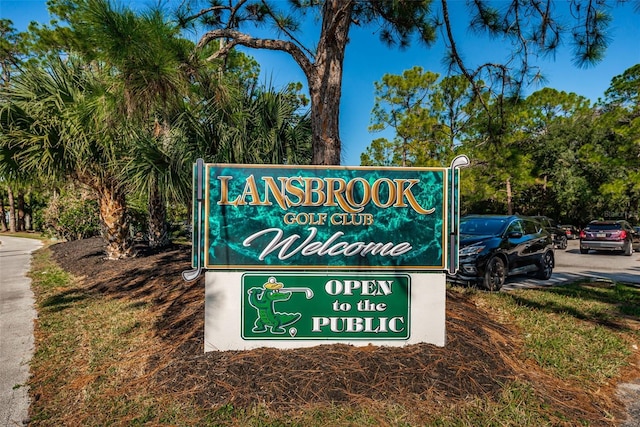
[184,156,468,281]
[195,164,451,271]
[241,273,410,340]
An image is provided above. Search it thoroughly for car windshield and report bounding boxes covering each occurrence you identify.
[460,218,508,236]
[586,223,621,231]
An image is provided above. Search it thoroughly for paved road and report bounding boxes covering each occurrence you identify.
[0,236,43,427]
[504,239,640,290]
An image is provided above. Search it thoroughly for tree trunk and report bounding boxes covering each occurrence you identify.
[308,0,353,166]
[147,182,170,249]
[17,191,25,232]
[506,177,513,215]
[7,185,16,232]
[0,193,7,232]
[98,185,134,259]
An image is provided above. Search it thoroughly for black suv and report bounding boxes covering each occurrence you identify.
[449,215,555,291]
[531,216,568,250]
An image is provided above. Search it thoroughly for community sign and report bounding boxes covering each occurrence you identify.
[184,158,468,351]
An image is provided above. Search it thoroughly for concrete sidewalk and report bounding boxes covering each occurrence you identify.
[0,236,43,427]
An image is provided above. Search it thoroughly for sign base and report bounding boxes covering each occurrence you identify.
[205,271,445,352]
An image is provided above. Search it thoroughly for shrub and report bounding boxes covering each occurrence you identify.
[42,190,100,240]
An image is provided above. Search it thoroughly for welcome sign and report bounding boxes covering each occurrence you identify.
[186,157,469,351]
[188,162,467,273]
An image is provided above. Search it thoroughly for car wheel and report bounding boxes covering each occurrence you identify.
[483,257,506,291]
[558,236,567,250]
[535,251,554,280]
[624,241,633,256]
[580,247,589,254]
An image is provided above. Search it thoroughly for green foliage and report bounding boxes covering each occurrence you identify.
[0,19,27,85]
[2,0,311,253]
[364,64,639,225]
[3,0,639,242]
[364,67,475,167]
[42,190,100,241]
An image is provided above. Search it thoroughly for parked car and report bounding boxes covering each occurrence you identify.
[559,224,580,240]
[531,216,568,250]
[449,215,555,291]
[579,220,640,256]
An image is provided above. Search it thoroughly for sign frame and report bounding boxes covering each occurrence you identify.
[185,158,468,278]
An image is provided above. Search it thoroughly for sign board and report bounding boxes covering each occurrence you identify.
[205,271,446,351]
[241,273,410,340]
[186,161,467,275]
[185,157,469,351]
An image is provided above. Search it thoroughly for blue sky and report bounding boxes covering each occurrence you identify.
[2,0,639,165]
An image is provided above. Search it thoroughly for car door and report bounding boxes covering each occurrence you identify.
[503,219,528,271]
[522,219,550,267]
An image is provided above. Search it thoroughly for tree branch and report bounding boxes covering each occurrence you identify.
[440,0,490,110]
[197,28,315,77]
[259,0,316,59]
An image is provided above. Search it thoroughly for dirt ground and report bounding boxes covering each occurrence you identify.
[48,237,639,425]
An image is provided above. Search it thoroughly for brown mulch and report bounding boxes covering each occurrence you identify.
[48,237,632,425]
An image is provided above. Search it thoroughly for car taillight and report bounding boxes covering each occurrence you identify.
[620,230,627,239]
[579,230,586,238]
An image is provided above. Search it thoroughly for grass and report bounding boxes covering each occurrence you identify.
[28,250,156,426]
[1,230,47,240]
[26,248,639,426]
[473,281,639,388]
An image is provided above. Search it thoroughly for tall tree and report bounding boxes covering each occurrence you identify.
[0,19,27,232]
[593,64,640,222]
[363,67,476,167]
[367,66,440,167]
[0,19,24,87]
[87,0,193,248]
[460,95,539,215]
[42,0,271,248]
[185,0,626,165]
[31,0,210,248]
[0,189,7,232]
[185,0,438,165]
[514,88,592,219]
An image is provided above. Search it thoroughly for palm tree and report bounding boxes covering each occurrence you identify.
[65,0,190,248]
[1,19,28,233]
[0,56,135,258]
[174,77,312,166]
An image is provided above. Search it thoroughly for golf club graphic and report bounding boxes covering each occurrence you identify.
[262,277,314,299]
[448,155,470,275]
[182,158,205,282]
[280,287,315,299]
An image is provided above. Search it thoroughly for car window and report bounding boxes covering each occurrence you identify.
[523,220,540,235]
[586,223,621,231]
[506,220,524,235]
[460,218,508,235]
[534,217,549,227]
